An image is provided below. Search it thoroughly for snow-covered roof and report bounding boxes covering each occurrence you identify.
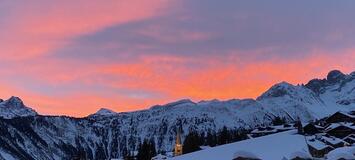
[303,122,324,130]
[152,154,168,160]
[250,125,289,134]
[273,124,294,130]
[325,122,355,132]
[321,136,344,145]
[338,111,355,118]
[314,125,324,129]
[343,134,355,143]
[307,138,332,150]
[251,128,277,134]
[343,134,355,139]
[233,151,260,159]
[326,146,355,160]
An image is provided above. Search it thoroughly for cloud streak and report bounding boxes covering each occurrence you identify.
[0,0,354,116]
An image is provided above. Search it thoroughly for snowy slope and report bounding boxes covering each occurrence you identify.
[170,130,309,160]
[0,70,354,159]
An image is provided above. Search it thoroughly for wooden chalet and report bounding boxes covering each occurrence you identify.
[325,111,355,123]
[307,139,333,158]
[343,134,355,145]
[303,123,324,135]
[251,125,294,137]
[250,127,277,137]
[320,136,345,148]
[325,123,355,138]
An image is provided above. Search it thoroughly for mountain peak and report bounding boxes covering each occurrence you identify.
[257,81,295,100]
[163,99,195,108]
[93,108,117,116]
[327,70,346,84]
[2,96,25,108]
[306,70,354,93]
[0,96,37,119]
[150,99,194,110]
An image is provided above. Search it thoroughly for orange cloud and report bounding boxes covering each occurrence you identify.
[0,49,353,117]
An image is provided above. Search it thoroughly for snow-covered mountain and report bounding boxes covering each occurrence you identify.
[89,108,118,117]
[0,96,37,119]
[0,70,354,159]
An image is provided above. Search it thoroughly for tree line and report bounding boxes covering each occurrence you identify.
[124,126,249,159]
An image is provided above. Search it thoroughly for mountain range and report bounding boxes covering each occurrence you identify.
[0,70,354,160]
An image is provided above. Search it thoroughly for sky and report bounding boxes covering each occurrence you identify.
[0,0,355,117]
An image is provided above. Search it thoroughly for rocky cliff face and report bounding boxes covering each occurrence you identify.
[0,70,354,159]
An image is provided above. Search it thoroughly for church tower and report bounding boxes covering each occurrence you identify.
[174,127,183,156]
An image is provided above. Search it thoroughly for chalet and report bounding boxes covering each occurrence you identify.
[325,111,355,123]
[151,154,168,160]
[320,136,345,148]
[325,123,355,138]
[251,125,294,137]
[307,139,333,158]
[303,123,324,135]
[250,127,277,137]
[274,124,294,132]
[343,134,355,145]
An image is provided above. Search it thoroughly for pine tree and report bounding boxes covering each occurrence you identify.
[149,139,157,158]
[217,126,230,145]
[183,131,201,154]
[137,139,157,160]
[205,130,217,147]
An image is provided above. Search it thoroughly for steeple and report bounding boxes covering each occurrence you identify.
[174,127,183,156]
[176,127,181,145]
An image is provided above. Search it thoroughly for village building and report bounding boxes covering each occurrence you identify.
[325,111,355,123]
[325,122,355,138]
[306,138,333,158]
[342,134,355,145]
[151,154,168,160]
[303,123,324,135]
[251,125,294,137]
[250,127,277,137]
[320,136,345,148]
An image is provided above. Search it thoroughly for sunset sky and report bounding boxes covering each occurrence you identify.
[0,0,355,116]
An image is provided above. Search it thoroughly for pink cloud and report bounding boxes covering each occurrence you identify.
[1,1,355,117]
[0,49,353,117]
[0,0,173,60]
